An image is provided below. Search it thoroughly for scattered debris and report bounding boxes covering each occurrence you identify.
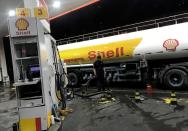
[58,107,73,116]
[98,93,116,104]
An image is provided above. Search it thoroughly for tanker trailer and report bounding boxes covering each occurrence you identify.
[58,22,188,89]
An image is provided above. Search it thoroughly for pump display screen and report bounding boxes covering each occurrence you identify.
[28,65,40,78]
[30,66,40,72]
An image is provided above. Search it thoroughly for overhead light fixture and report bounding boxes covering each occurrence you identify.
[53,1,61,8]
[9,10,15,16]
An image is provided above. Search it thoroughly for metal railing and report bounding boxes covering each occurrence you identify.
[57,13,188,45]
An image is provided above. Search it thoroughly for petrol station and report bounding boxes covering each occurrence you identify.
[1,0,188,131]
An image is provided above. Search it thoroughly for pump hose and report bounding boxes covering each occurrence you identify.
[55,72,67,109]
[56,45,76,94]
[53,41,76,109]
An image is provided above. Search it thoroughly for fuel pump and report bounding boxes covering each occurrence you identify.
[8,17,65,131]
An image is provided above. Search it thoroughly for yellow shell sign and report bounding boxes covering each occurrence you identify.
[15,18,29,31]
[16,8,31,17]
[34,7,48,19]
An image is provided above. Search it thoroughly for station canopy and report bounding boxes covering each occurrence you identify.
[0,0,99,37]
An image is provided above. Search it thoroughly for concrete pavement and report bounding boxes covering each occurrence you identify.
[62,90,188,131]
[0,84,188,131]
[0,84,17,131]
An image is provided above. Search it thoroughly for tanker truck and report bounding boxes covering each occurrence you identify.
[57,14,188,89]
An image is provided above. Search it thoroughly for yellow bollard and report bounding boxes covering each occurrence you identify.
[170,91,177,105]
[134,90,141,103]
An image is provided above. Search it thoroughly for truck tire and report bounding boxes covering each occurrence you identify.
[67,72,79,87]
[163,69,188,89]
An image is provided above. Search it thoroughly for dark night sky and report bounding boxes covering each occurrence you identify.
[50,0,188,40]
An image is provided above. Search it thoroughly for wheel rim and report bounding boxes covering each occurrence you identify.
[168,73,183,87]
[69,76,76,85]
[68,73,78,86]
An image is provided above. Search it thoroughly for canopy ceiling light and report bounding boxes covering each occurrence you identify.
[8,10,15,16]
[53,1,61,8]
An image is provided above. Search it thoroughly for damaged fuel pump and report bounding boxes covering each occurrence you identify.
[8,17,67,131]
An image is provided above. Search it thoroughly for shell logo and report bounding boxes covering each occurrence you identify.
[163,39,179,51]
[15,18,29,30]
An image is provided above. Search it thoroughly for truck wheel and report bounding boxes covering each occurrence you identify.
[163,69,188,89]
[67,72,79,87]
